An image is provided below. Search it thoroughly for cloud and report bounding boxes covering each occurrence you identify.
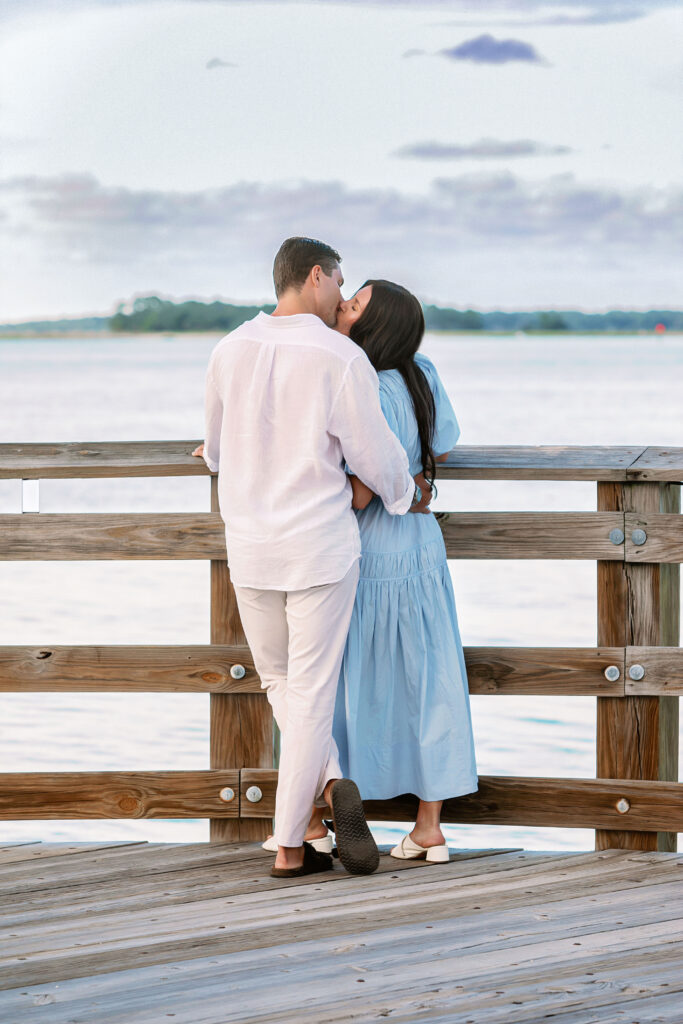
[4,0,679,28]
[395,139,572,159]
[3,169,680,257]
[205,58,237,70]
[1,170,681,310]
[440,33,545,64]
[437,4,661,28]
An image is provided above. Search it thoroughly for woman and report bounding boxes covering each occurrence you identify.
[321,279,478,862]
[262,280,478,860]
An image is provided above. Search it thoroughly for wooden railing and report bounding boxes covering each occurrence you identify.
[0,442,681,851]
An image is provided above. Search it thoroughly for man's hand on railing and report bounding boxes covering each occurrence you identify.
[192,444,204,458]
[409,472,432,515]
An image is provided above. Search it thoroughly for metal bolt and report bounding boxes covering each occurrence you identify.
[628,664,645,681]
[218,787,235,803]
[609,528,624,545]
[245,786,263,803]
[604,665,620,682]
[616,798,630,814]
[631,529,647,546]
[230,664,246,680]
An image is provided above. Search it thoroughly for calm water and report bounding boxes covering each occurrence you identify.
[1,332,681,850]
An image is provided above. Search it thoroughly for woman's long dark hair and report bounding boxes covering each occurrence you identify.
[350,279,436,485]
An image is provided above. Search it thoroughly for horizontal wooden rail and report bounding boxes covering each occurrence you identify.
[626,648,683,695]
[625,513,683,563]
[0,441,208,480]
[8,510,683,563]
[465,647,625,695]
[439,512,624,560]
[0,645,259,692]
[2,442,683,481]
[0,771,240,819]
[241,770,683,833]
[0,513,223,559]
[3,645,683,695]
[3,767,682,833]
[1,511,634,560]
[0,645,630,695]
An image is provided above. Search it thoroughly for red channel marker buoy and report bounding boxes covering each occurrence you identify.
[654,323,666,334]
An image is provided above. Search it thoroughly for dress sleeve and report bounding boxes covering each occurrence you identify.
[415,353,460,455]
[329,355,414,515]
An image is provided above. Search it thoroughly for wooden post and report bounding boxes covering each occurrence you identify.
[596,482,680,851]
[209,477,272,842]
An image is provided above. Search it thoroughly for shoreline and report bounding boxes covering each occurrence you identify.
[2,329,682,340]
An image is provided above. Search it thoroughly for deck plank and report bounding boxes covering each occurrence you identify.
[2,852,681,989]
[0,844,679,1022]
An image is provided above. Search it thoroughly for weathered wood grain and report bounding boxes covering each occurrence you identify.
[0,843,680,1007]
[464,646,624,695]
[0,841,144,867]
[0,441,210,480]
[0,644,260,692]
[0,513,226,559]
[627,447,683,482]
[438,512,624,559]
[437,445,646,480]
[242,769,683,832]
[612,483,678,851]
[210,477,271,843]
[0,771,240,819]
[0,443,652,481]
[625,511,683,562]
[0,645,626,695]
[626,647,683,694]
[1,512,628,561]
[2,442,679,483]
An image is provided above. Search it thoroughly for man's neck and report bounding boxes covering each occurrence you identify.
[271,291,317,318]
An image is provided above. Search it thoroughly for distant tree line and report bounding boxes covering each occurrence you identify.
[4,296,681,336]
[421,305,683,333]
[109,296,275,333]
[108,296,683,334]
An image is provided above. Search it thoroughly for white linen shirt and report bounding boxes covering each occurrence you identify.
[203,311,414,590]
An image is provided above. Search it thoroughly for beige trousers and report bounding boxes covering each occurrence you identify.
[233,561,359,848]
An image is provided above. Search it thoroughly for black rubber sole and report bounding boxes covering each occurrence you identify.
[329,779,379,875]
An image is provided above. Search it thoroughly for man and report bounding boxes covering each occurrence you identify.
[196,237,430,878]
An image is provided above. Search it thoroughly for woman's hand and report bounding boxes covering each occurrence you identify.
[192,443,204,457]
[409,472,432,514]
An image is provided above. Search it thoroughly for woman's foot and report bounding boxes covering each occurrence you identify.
[411,799,445,849]
[409,827,446,849]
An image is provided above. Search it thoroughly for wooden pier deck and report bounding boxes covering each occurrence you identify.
[1,842,682,1024]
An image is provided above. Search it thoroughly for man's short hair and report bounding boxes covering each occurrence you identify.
[273,237,341,297]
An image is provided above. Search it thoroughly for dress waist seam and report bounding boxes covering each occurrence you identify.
[359,562,448,584]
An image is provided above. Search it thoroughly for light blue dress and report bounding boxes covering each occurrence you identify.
[333,353,478,802]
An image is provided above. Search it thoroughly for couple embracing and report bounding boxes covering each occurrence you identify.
[195,236,477,878]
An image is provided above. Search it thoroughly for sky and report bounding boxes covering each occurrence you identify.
[0,0,682,319]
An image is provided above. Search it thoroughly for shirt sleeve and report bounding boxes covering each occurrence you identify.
[202,361,222,473]
[329,355,414,516]
[415,353,460,455]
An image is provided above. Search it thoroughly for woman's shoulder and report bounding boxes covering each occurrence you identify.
[413,351,439,381]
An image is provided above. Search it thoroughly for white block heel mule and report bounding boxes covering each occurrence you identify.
[261,834,334,855]
[390,833,450,863]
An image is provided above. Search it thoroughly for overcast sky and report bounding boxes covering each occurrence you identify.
[1,0,682,319]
